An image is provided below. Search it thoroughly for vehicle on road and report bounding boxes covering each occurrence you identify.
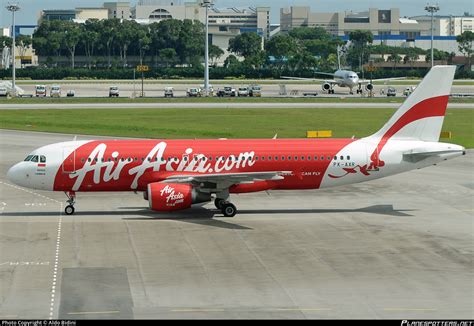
[50,85,61,98]
[237,87,249,97]
[35,85,47,97]
[217,86,236,97]
[386,87,397,97]
[0,86,7,97]
[164,87,174,98]
[109,86,119,97]
[187,87,202,97]
[403,86,416,97]
[6,66,464,219]
[249,85,262,97]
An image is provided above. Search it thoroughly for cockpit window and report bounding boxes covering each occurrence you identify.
[24,155,34,161]
[40,155,46,163]
[31,155,39,163]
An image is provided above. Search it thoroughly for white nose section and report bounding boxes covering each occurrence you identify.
[7,163,27,187]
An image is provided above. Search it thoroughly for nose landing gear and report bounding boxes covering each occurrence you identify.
[64,191,76,215]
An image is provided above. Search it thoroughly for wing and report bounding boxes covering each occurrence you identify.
[280,76,324,81]
[358,77,407,84]
[161,171,290,193]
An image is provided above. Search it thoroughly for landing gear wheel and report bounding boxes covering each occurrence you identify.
[215,198,226,210]
[221,203,237,217]
[65,205,75,215]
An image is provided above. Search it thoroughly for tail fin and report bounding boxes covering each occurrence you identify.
[368,65,455,142]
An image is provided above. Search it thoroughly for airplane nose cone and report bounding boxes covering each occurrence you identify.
[7,163,24,186]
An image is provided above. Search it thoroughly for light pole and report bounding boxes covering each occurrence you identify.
[6,3,20,97]
[201,0,212,97]
[425,3,439,68]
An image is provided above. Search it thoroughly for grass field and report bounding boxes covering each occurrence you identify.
[1,96,473,104]
[1,107,472,148]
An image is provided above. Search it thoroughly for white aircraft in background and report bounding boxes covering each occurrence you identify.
[283,46,403,95]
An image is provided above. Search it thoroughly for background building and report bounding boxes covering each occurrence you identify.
[280,6,471,55]
[103,1,132,19]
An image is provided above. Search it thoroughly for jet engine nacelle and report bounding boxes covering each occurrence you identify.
[147,183,211,212]
[365,83,374,92]
[322,82,332,92]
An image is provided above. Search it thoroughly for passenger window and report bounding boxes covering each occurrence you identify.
[327,156,331,160]
[288,156,291,160]
[307,156,311,160]
[88,158,92,162]
[261,156,265,160]
[31,156,39,162]
[301,156,305,160]
[347,155,351,160]
[314,156,318,160]
[334,156,337,160]
[320,156,324,160]
[294,156,298,161]
[340,156,344,160]
[281,156,285,160]
[275,156,278,160]
[268,156,272,160]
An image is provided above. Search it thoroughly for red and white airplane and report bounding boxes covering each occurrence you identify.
[7,66,465,217]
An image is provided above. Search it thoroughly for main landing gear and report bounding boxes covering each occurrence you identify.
[214,198,237,217]
[64,191,76,215]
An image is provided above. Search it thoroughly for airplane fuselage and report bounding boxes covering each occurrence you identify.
[7,138,463,194]
[333,69,360,88]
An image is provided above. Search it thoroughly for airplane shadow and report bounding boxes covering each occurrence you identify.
[1,205,414,230]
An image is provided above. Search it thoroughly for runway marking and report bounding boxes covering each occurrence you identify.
[171,309,225,313]
[49,204,63,320]
[170,308,331,313]
[67,311,120,315]
[0,261,50,266]
[384,308,437,311]
[0,182,63,319]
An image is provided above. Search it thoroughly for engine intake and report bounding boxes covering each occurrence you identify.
[147,183,210,212]
[365,83,374,91]
[322,82,331,91]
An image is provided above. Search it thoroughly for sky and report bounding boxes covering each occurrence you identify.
[0,0,473,27]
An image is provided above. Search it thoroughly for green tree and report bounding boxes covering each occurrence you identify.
[82,19,100,69]
[209,44,224,66]
[0,35,12,48]
[349,30,373,71]
[159,48,177,67]
[137,25,151,65]
[228,32,262,59]
[265,34,301,69]
[63,21,81,68]
[224,54,239,68]
[456,31,474,69]
[116,20,139,67]
[387,53,402,70]
[98,19,120,68]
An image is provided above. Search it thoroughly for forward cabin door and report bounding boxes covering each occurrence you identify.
[62,147,76,174]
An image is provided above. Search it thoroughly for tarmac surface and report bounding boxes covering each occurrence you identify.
[13,80,474,98]
[0,129,472,319]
